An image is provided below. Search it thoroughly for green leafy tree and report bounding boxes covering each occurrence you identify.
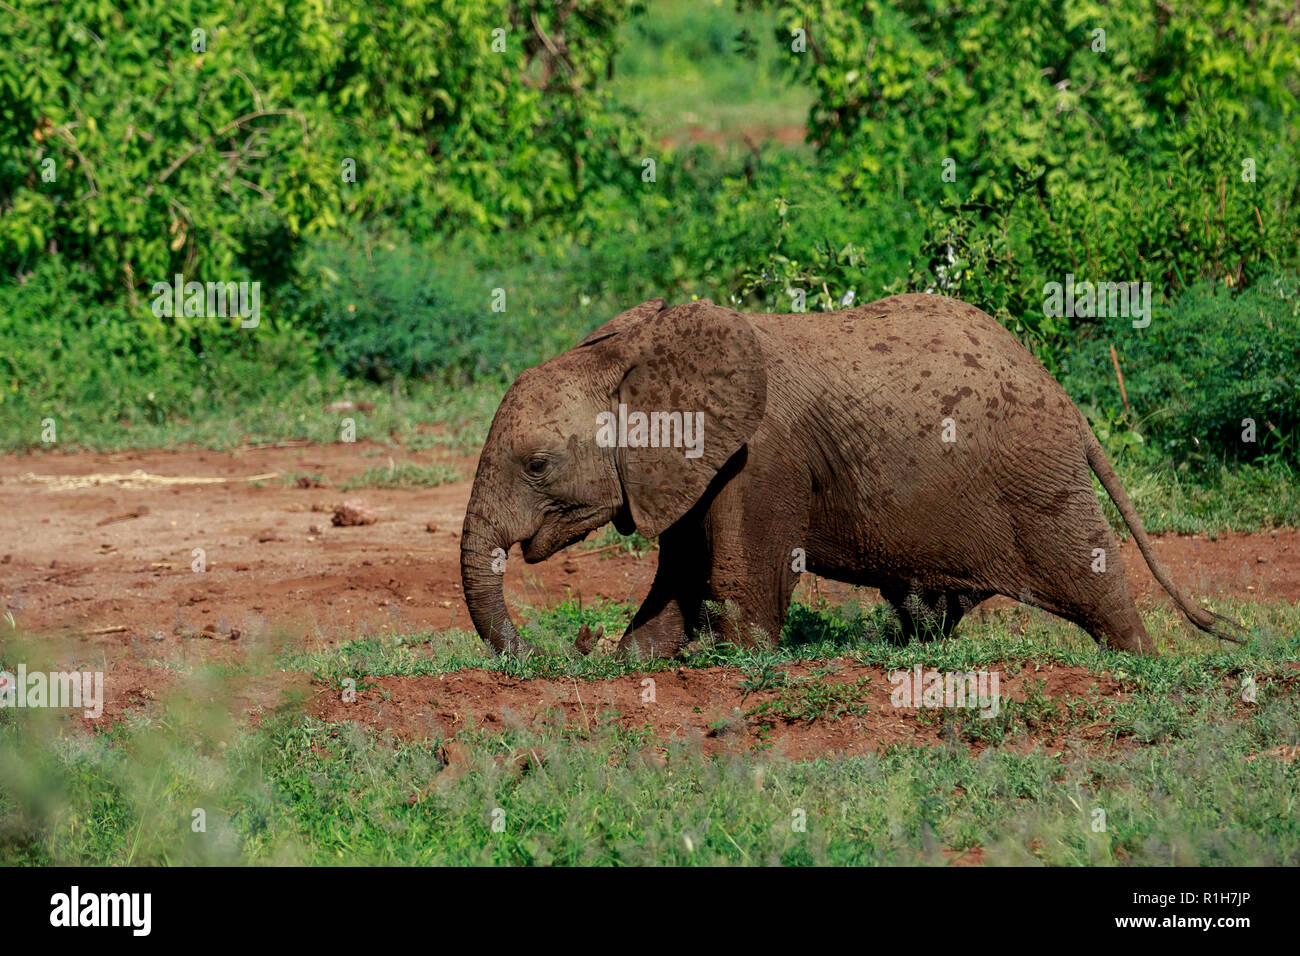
[0,0,643,325]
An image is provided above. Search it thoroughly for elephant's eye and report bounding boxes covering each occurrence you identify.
[524,455,550,478]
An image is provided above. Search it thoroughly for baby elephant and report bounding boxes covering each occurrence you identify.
[460,294,1237,658]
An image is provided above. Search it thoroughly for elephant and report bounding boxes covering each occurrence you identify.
[460,294,1240,659]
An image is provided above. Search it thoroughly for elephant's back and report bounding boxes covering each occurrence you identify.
[752,293,1025,367]
[752,293,1055,396]
[746,292,1085,457]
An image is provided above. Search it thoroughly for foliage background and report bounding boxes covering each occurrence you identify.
[2,0,1298,474]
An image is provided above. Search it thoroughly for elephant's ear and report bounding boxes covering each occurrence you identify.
[576,298,666,348]
[612,302,766,537]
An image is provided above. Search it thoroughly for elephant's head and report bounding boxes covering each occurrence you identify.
[459,298,768,655]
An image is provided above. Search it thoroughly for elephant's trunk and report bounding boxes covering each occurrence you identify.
[459,509,538,657]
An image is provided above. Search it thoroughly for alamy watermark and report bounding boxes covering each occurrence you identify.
[595,404,704,459]
[1043,274,1151,328]
[50,886,151,936]
[150,274,261,328]
[888,666,1001,718]
[0,666,104,718]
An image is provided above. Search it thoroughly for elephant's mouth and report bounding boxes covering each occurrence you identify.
[522,508,618,563]
[522,528,568,563]
[522,527,578,563]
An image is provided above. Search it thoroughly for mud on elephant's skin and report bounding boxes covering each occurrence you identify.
[459,294,1241,659]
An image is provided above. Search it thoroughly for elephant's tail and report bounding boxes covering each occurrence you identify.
[1083,425,1246,644]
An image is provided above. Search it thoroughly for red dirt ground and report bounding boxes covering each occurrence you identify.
[304,658,1131,761]
[3,442,652,656]
[5,442,1297,760]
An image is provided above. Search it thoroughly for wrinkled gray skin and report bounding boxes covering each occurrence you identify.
[460,295,1238,659]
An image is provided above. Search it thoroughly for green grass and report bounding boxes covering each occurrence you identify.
[3,368,502,457]
[340,460,462,490]
[404,425,485,455]
[743,663,874,742]
[579,526,658,557]
[1105,457,1300,535]
[2,595,1298,864]
[283,594,1296,687]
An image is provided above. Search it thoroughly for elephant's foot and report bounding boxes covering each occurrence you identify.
[615,622,691,660]
[573,604,694,659]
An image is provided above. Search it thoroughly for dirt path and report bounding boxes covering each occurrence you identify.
[2,443,655,662]
[4,444,1297,669]
[74,654,1300,764]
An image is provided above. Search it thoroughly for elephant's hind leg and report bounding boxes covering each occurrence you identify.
[1006,493,1157,655]
[880,584,989,641]
[1049,563,1155,654]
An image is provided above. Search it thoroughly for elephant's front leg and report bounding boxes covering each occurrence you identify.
[702,541,802,651]
[616,522,710,659]
[695,468,810,651]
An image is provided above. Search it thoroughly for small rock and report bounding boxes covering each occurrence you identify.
[437,740,473,782]
[324,400,375,414]
[575,623,604,656]
[332,498,377,527]
[425,522,438,533]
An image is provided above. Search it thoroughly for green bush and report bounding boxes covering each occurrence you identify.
[292,239,488,382]
[1061,273,1300,466]
[291,232,644,383]
[0,0,642,313]
[0,259,317,448]
[577,143,924,312]
[746,0,1300,329]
